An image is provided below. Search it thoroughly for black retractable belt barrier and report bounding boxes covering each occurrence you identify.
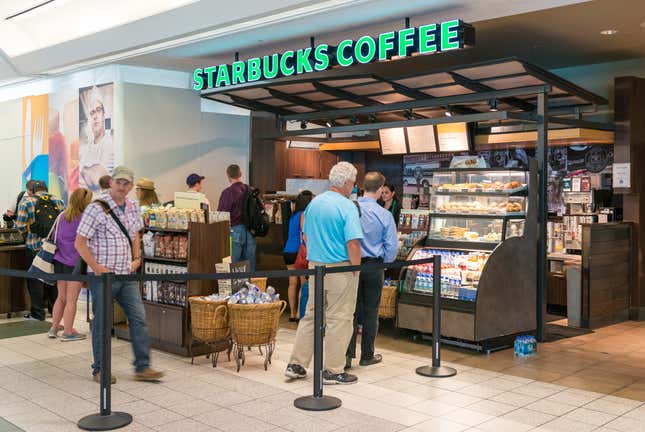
[416,255,457,378]
[294,265,342,411]
[78,273,133,431]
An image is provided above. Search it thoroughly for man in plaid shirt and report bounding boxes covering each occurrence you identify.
[75,166,163,384]
[15,180,64,321]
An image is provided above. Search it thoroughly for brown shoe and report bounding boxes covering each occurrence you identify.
[134,368,164,382]
[93,373,117,384]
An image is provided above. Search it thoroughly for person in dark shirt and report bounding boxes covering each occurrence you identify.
[217,164,256,271]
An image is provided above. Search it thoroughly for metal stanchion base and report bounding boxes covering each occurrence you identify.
[78,412,133,431]
[294,395,342,411]
[416,365,457,378]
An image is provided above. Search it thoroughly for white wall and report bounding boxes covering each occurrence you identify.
[0,98,23,213]
[120,82,250,206]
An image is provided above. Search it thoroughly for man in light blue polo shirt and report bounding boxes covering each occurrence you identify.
[346,172,398,370]
[286,162,363,385]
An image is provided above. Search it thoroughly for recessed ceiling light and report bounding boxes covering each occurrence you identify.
[600,29,619,35]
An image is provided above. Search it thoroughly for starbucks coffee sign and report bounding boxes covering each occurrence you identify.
[194,19,474,91]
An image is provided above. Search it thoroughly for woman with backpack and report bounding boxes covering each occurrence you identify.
[48,188,93,341]
[282,191,313,322]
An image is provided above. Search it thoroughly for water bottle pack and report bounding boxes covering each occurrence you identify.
[514,335,537,357]
[227,283,280,305]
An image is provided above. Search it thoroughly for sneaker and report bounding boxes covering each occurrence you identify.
[323,370,358,385]
[47,327,59,339]
[359,354,383,366]
[134,368,164,382]
[93,373,117,384]
[285,364,307,379]
[24,314,43,321]
[60,333,87,342]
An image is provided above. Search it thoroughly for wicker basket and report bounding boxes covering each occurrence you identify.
[228,300,286,371]
[250,277,268,292]
[188,296,232,366]
[379,284,398,319]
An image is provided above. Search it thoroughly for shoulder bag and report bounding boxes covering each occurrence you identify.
[28,213,62,285]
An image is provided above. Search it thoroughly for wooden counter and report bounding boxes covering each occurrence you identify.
[581,223,632,328]
[0,244,29,316]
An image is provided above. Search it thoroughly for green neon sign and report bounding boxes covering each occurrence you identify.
[193,19,474,91]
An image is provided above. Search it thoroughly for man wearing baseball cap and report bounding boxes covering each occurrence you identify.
[76,165,163,384]
[186,173,210,208]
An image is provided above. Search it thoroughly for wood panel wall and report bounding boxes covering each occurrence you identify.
[614,77,645,320]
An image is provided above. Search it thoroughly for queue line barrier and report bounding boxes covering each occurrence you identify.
[0,255,454,429]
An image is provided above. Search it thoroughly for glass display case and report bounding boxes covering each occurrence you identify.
[428,217,502,244]
[432,170,528,193]
[0,229,24,246]
[402,247,490,302]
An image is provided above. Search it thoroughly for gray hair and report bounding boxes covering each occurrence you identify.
[328,162,357,188]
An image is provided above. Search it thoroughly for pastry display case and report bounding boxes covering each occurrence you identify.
[397,166,538,351]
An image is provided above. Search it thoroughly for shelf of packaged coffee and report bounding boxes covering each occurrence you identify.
[143,227,188,233]
[143,256,188,264]
[429,212,526,219]
[425,238,499,251]
[399,291,476,313]
[142,300,185,310]
[399,227,428,234]
[433,187,528,196]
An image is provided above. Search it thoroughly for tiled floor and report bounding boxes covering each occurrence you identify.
[0,311,645,432]
[363,319,645,402]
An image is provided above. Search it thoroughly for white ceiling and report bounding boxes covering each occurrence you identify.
[0,0,592,88]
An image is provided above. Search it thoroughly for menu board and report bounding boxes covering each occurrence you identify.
[406,125,437,153]
[379,127,408,155]
[437,122,469,152]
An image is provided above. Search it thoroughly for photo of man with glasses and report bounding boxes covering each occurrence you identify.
[79,84,115,192]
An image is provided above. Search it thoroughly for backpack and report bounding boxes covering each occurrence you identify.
[31,194,62,239]
[242,186,270,237]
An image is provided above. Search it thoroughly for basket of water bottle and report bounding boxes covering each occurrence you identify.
[227,283,287,347]
[514,335,537,357]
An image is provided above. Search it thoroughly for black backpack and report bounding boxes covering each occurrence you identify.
[243,186,270,237]
[31,194,62,239]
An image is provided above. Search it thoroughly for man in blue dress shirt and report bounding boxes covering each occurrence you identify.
[346,171,398,369]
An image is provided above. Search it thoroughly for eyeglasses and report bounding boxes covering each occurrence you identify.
[90,106,104,116]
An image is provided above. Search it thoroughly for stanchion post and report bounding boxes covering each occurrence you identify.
[294,265,342,411]
[78,273,133,431]
[416,255,457,378]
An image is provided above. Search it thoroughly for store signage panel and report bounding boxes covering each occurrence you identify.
[379,127,408,155]
[194,19,474,91]
[406,125,437,153]
[436,123,469,152]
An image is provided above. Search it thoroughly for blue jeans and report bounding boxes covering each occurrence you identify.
[231,224,256,272]
[89,279,151,375]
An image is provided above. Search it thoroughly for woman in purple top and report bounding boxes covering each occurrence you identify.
[48,188,93,341]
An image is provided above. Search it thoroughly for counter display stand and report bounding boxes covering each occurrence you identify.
[114,221,230,356]
[397,166,537,352]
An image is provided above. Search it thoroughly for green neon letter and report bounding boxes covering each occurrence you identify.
[247,58,261,82]
[336,39,354,67]
[296,47,313,74]
[203,66,217,89]
[398,27,417,57]
[354,35,376,64]
[193,68,204,90]
[441,19,461,51]
[378,31,395,60]
[280,50,295,76]
[231,61,246,85]
[314,44,330,71]
[215,65,231,88]
[262,54,279,79]
[418,24,437,54]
